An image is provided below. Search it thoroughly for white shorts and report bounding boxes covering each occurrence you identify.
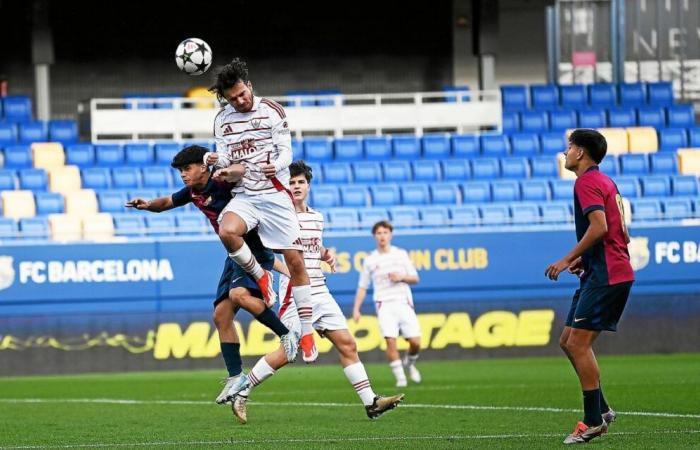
[376,301,422,339]
[218,190,302,251]
[279,291,348,337]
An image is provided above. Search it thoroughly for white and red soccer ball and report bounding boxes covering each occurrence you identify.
[175,38,212,76]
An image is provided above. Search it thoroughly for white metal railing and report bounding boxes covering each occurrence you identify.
[87,90,502,142]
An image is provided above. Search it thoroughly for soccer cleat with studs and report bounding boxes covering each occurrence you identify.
[216,374,246,405]
[231,394,248,424]
[256,270,277,308]
[563,420,607,444]
[300,333,318,363]
[280,329,300,363]
[602,409,616,431]
[365,394,405,419]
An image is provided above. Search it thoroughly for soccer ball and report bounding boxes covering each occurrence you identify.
[175,38,213,76]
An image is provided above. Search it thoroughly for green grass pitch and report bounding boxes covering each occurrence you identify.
[0,353,698,449]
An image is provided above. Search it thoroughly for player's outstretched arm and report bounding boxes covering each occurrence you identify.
[125,196,175,213]
[212,164,246,182]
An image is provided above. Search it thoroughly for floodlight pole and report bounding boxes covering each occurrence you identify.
[32,0,53,121]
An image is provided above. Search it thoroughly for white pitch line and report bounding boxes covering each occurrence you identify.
[1,398,699,419]
[1,430,699,450]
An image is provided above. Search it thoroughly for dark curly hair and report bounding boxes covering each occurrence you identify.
[289,160,313,182]
[209,58,250,101]
[171,145,209,169]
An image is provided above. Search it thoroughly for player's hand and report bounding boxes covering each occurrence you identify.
[212,168,232,182]
[545,258,572,281]
[125,198,149,210]
[204,152,218,166]
[352,309,362,323]
[261,163,277,179]
[388,272,404,283]
[568,257,584,277]
[323,249,337,273]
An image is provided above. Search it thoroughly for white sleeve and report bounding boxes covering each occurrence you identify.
[270,107,293,172]
[213,110,231,168]
[358,258,372,289]
[403,250,418,277]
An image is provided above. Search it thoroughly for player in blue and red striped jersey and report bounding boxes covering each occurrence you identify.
[126,145,299,406]
[545,129,635,445]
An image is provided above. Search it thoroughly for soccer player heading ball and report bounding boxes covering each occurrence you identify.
[545,129,634,444]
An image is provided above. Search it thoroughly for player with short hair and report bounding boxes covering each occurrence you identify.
[230,161,404,424]
[352,221,422,388]
[126,145,299,405]
[205,58,318,363]
[545,129,634,445]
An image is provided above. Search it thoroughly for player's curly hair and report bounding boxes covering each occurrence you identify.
[209,58,250,100]
[289,160,313,182]
[171,145,209,169]
[569,129,607,164]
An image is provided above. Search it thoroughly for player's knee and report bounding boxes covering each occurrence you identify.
[559,335,569,351]
[339,338,358,357]
[228,288,246,306]
[212,305,231,330]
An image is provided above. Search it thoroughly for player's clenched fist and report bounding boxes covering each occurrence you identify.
[261,163,277,179]
[203,152,219,165]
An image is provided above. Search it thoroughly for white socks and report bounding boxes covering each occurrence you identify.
[343,362,376,406]
[229,244,264,280]
[292,285,314,335]
[390,359,407,384]
[246,357,276,389]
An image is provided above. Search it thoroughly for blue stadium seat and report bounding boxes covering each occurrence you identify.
[521,179,550,201]
[421,206,450,227]
[500,85,528,111]
[304,138,334,162]
[291,139,304,160]
[471,157,500,179]
[619,154,649,175]
[641,175,671,197]
[19,168,48,191]
[540,132,567,154]
[401,184,430,205]
[520,110,549,133]
[502,112,520,134]
[389,206,420,228]
[450,205,479,226]
[510,133,540,156]
[82,168,112,190]
[145,215,176,236]
[491,180,520,202]
[647,81,674,106]
[392,136,420,159]
[65,144,94,168]
[672,175,699,196]
[530,156,558,178]
[541,202,572,223]
[382,161,412,182]
[323,163,352,184]
[663,198,692,220]
[637,107,666,128]
[142,167,173,188]
[549,110,577,131]
[422,134,451,159]
[511,203,540,224]
[578,110,607,128]
[649,153,677,174]
[363,136,392,160]
[112,167,141,189]
[327,208,359,230]
[631,199,661,221]
[2,96,32,122]
[599,155,619,176]
[619,83,646,106]
[461,181,491,203]
[616,176,641,198]
[0,169,17,190]
[551,179,575,200]
[19,217,48,239]
[560,85,588,109]
[19,121,47,143]
[500,157,530,179]
[480,135,510,157]
[312,185,340,208]
[530,84,559,110]
[125,144,154,166]
[154,143,179,166]
[690,128,700,147]
[113,214,145,236]
[430,183,460,205]
[127,190,158,205]
[442,160,471,181]
[0,123,17,146]
[48,120,78,144]
[35,192,64,215]
[175,212,207,235]
[608,108,637,128]
[658,128,688,152]
[0,218,17,240]
[3,145,32,168]
[95,144,124,167]
[359,208,389,229]
[340,185,369,207]
[667,104,695,128]
[370,184,400,206]
[480,204,510,225]
[353,161,382,184]
[334,137,363,161]
[98,191,127,213]
[412,161,441,182]
[589,83,617,108]
[451,135,480,158]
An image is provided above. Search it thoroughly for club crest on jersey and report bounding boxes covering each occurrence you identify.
[250,118,262,129]
[228,138,257,159]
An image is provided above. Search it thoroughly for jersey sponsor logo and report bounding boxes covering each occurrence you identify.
[227,138,257,159]
[628,236,650,271]
[0,256,15,291]
[301,237,321,254]
[17,259,174,284]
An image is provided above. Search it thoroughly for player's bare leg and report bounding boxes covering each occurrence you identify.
[326,329,404,419]
[212,299,248,404]
[385,337,407,387]
[403,336,422,383]
[282,248,317,362]
[219,212,276,306]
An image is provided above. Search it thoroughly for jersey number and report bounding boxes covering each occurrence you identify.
[615,193,629,238]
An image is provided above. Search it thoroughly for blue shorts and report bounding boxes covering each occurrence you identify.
[565,281,633,332]
[213,253,275,307]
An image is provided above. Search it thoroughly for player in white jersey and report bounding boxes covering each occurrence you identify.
[204,58,318,362]
[230,161,404,423]
[353,221,422,388]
